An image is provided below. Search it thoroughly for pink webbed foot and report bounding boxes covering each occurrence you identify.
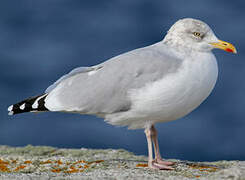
[149,160,174,170]
[155,158,175,166]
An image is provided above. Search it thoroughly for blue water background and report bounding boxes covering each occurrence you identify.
[1,0,245,161]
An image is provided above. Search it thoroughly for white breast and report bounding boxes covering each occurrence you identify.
[129,52,218,126]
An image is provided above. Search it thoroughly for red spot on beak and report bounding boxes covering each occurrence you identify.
[225,48,234,53]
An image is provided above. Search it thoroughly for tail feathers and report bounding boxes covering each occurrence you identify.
[8,94,49,115]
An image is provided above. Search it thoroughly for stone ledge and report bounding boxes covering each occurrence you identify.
[0,145,244,180]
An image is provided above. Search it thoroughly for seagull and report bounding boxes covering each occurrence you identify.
[8,18,236,170]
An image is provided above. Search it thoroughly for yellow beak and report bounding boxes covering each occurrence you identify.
[210,40,237,54]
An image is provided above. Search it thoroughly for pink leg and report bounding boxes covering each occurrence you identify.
[144,126,174,170]
[151,125,175,166]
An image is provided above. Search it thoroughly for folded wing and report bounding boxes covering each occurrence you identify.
[44,44,182,115]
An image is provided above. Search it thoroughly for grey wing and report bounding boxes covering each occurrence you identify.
[45,66,101,93]
[44,43,182,114]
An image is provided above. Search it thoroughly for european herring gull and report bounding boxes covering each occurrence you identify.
[8,18,237,170]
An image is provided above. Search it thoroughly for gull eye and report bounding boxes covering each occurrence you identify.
[193,32,201,37]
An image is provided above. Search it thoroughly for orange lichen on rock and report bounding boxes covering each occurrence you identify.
[0,159,9,165]
[0,164,10,172]
[11,160,17,164]
[24,160,32,164]
[0,158,105,174]
[136,163,148,167]
[199,167,218,172]
[55,159,63,165]
[51,168,62,173]
[40,160,52,164]
[84,164,90,169]
[73,160,87,165]
[0,159,10,172]
[14,165,26,171]
[64,166,79,173]
[189,164,219,173]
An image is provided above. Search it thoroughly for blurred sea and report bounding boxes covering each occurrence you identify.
[1,0,245,161]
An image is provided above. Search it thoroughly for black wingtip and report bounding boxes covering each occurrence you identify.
[7,94,49,115]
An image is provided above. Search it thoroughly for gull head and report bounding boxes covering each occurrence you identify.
[163,18,237,54]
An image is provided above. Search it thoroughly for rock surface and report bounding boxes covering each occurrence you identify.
[0,145,244,180]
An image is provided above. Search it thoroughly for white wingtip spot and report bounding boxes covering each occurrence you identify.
[8,111,14,116]
[32,102,38,109]
[31,94,47,109]
[88,70,97,76]
[32,94,46,109]
[20,103,25,110]
[8,105,13,112]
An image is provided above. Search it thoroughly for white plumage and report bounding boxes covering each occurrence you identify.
[108,51,218,129]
